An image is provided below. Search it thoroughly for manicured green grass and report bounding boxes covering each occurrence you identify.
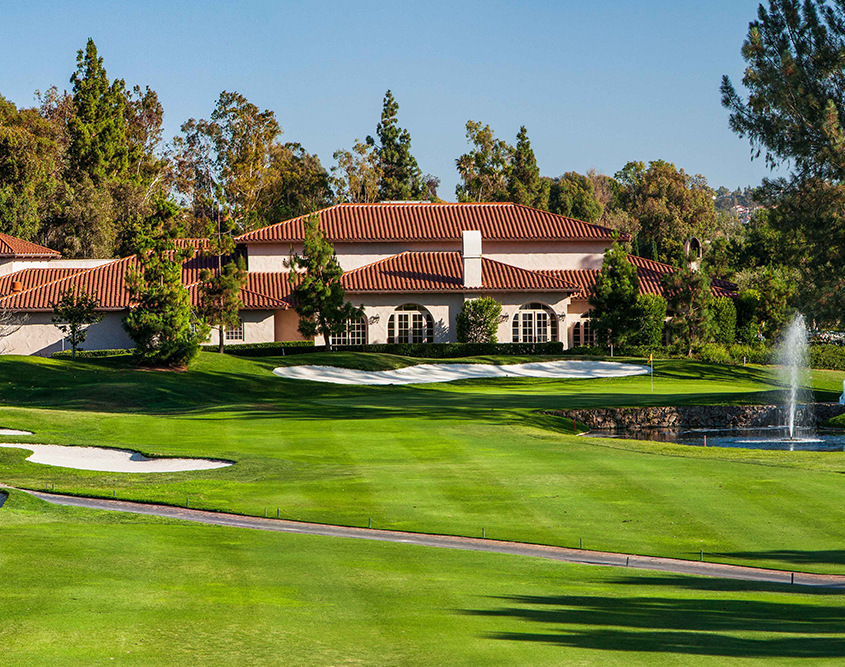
[0,352,844,578]
[3,490,844,667]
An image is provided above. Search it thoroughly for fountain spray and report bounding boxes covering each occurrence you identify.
[776,314,812,439]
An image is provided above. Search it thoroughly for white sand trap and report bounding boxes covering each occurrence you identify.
[0,443,232,473]
[273,359,648,385]
[0,429,33,435]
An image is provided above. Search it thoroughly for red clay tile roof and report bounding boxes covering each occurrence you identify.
[185,272,293,310]
[543,255,738,299]
[0,268,87,297]
[0,234,61,258]
[235,202,623,244]
[341,252,579,294]
[0,257,136,311]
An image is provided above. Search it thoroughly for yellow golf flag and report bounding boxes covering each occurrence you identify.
[648,353,653,364]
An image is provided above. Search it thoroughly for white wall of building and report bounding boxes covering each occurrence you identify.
[246,239,610,273]
[3,311,133,356]
[205,310,275,347]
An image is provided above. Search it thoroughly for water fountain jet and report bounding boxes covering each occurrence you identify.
[776,314,812,439]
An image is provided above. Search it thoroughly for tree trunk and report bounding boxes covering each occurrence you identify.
[219,324,225,354]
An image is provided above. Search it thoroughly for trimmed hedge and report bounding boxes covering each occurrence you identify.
[52,349,132,359]
[209,340,565,359]
[200,341,315,357]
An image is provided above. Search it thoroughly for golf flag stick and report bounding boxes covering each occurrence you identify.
[649,353,653,392]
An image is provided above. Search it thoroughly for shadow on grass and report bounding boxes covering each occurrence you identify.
[713,550,845,568]
[464,575,845,657]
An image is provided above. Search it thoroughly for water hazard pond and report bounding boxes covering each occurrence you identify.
[582,427,845,452]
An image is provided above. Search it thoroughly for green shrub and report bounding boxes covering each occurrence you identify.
[728,343,771,365]
[200,341,315,357]
[631,293,667,347]
[52,349,132,359]
[810,344,845,371]
[209,341,567,359]
[712,296,737,345]
[456,297,502,343]
[699,343,732,365]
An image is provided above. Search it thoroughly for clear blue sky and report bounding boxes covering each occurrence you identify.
[1,0,776,200]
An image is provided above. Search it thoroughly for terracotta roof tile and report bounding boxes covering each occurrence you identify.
[0,257,135,311]
[543,255,738,299]
[235,202,623,244]
[0,268,87,297]
[341,252,578,294]
[0,234,61,258]
[185,271,293,310]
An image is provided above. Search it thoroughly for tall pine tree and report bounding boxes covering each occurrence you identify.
[123,200,205,367]
[367,90,425,201]
[66,39,131,185]
[287,214,362,350]
[507,126,549,209]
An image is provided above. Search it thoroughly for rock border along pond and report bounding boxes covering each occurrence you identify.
[547,404,845,430]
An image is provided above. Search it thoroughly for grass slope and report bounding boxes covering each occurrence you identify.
[0,353,844,578]
[3,490,845,667]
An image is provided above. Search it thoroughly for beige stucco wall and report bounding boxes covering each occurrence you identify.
[245,239,610,273]
[205,310,275,347]
[274,309,308,342]
[563,299,593,347]
[3,311,134,356]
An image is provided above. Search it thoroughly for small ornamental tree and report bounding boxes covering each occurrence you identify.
[662,265,715,356]
[456,297,502,343]
[123,199,205,367]
[50,285,102,359]
[589,240,640,347]
[632,293,667,348]
[287,214,362,351]
[712,296,737,345]
[198,257,247,353]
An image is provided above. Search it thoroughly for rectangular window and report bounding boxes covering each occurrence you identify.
[521,312,533,343]
[536,312,548,342]
[348,319,365,345]
[398,313,410,344]
[225,319,244,341]
[412,313,424,343]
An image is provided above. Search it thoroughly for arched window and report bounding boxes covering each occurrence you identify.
[573,314,594,347]
[512,303,558,343]
[387,304,434,344]
[331,316,367,347]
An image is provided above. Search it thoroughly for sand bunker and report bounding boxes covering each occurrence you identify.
[273,359,648,385]
[0,429,33,436]
[0,443,232,473]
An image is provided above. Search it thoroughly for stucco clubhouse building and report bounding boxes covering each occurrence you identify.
[0,202,736,356]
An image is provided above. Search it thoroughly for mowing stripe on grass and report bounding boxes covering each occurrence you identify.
[25,488,845,589]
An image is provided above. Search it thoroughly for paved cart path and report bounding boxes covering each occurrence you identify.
[17,488,845,589]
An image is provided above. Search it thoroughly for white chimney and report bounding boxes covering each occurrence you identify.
[462,230,482,288]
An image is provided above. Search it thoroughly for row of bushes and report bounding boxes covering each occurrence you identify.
[199,340,315,357]
[52,348,132,359]
[210,341,567,359]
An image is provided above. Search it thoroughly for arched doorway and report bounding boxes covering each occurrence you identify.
[512,302,558,343]
[387,304,434,344]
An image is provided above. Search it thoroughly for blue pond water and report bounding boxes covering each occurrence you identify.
[582,427,845,452]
